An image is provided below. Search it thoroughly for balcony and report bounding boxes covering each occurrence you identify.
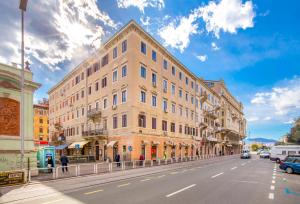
[87,108,101,121]
[199,92,207,103]
[203,110,217,120]
[82,129,108,137]
[198,121,208,129]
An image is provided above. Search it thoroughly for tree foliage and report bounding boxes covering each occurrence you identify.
[251,144,259,151]
[287,117,300,144]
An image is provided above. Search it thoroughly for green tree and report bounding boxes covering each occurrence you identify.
[251,144,259,151]
[287,117,300,144]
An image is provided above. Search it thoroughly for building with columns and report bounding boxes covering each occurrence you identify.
[0,62,40,171]
[48,20,246,162]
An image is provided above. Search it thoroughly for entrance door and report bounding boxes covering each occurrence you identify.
[95,146,99,160]
[113,145,118,161]
[141,145,145,158]
[151,145,157,160]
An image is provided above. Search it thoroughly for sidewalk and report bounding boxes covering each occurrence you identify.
[0,155,237,204]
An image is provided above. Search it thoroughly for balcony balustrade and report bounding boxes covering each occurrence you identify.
[82,129,108,137]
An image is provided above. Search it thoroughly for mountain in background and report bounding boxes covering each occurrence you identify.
[245,137,278,144]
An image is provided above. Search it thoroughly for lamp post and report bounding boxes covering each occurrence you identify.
[19,0,28,169]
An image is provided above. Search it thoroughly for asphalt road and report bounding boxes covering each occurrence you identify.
[2,155,300,204]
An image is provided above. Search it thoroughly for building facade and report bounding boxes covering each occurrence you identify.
[33,99,49,146]
[0,62,40,171]
[48,20,246,162]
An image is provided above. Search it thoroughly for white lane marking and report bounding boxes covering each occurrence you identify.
[272,180,275,184]
[231,166,237,170]
[283,178,287,181]
[158,175,165,178]
[241,163,246,166]
[181,170,188,173]
[170,171,178,175]
[234,180,259,184]
[268,193,274,200]
[140,178,151,182]
[118,183,131,187]
[272,176,276,180]
[270,185,275,190]
[197,166,203,169]
[42,199,63,204]
[84,189,103,195]
[166,184,196,198]
[211,172,224,178]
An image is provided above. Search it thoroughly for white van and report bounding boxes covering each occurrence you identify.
[270,145,300,163]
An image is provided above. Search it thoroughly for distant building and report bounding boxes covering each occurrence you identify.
[0,62,40,171]
[33,99,49,146]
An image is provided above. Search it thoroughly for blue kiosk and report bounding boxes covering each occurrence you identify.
[37,146,56,168]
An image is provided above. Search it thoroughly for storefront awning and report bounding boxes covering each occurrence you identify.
[107,140,117,147]
[152,141,160,145]
[68,141,89,149]
[55,144,68,150]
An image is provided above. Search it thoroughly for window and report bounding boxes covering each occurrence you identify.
[95,101,99,110]
[185,77,189,85]
[113,69,118,82]
[196,84,199,92]
[87,67,92,77]
[113,94,117,105]
[81,90,84,98]
[163,80,167,93]
[102,77,107,88]
[113,47,117,59]
[122,40,127,53]
[75,75,80,84]
[122,114,127,127]
[140,66,146,78]
[122,65,127,77]
[39,118,43,123]
[163,59,168,69]
[81,72,84,80]
[141,41,146,54]
[82,107,85,116]
[185,108,188,118]
[152,50,156,61]
[163,99,167,112]
[185,92,188,101]
[103,98,108,109]
[172,103,176,113]
[171,123,175,132]
[191,81,194,89]
[152,95,157,107]
[101,54,109,67]
[113,116,118,129]
[122,90,127,103]
[179,106,183,116]
[138,114,146,128]
[93,62,100,72]
[95,82,99,91]
[39,127,43,133]
[179,125,182,133]
[179,72,182,80]
[88,86,92,95]
[191,96,194,104]
[179,89,182,98]
[152,73,157,86]
[172,66,176,75]
[76,109,79,118]
[162,120,167,131]
[171,84,175,95]
[140,91,146,103]
[152,117,157,129]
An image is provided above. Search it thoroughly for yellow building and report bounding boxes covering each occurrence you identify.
[33,100,49,146]
[48,20,246,162]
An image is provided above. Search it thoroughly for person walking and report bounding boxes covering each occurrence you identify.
[47,156,54,173]
[115,154,121,167]
[60,154,69,173]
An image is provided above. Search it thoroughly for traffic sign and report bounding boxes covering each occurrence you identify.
[75,144,80,149]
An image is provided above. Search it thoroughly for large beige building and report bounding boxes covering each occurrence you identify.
[48,20,246,162]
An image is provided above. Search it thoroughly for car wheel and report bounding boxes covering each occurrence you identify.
[276,159,280,163]
[286,167,293,174]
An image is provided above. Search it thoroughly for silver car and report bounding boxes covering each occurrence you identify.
[241,150,251,159]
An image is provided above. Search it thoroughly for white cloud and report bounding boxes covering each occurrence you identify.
[0,0,117,72]
[196,54,208,62]
[199,0,255,38]
[211,42,220,50]
[284,119,295,124]
[158,11,200,52]
[140,16,150,26]
[247,116,259,122]
[263,116,271,121]
[117,0,164,13]
[250,76,300,116]
[158,0,255,51]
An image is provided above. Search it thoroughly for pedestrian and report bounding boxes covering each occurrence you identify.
[219,150,222,156]
[163,152,167,160]
[47,156,54,173]
[139,154,144,166]
[60,153,69,173]
[115,154,120,167]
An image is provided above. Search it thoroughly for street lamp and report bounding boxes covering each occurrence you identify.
[19,0,28,169]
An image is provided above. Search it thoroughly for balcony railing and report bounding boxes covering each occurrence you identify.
[199,92,208,102]
[87,108,101,120]
[82,129,108,137]
[203,110,217,120]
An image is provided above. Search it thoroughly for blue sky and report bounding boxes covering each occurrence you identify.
[0,0,299,140]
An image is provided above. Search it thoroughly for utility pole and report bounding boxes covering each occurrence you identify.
[19,0,28,169]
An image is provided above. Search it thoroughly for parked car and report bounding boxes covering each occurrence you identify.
[270,145,300,163]
[260,151,270,158]
[241,150,251,159]
[257,149,263,155]
[279,157,300,174]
